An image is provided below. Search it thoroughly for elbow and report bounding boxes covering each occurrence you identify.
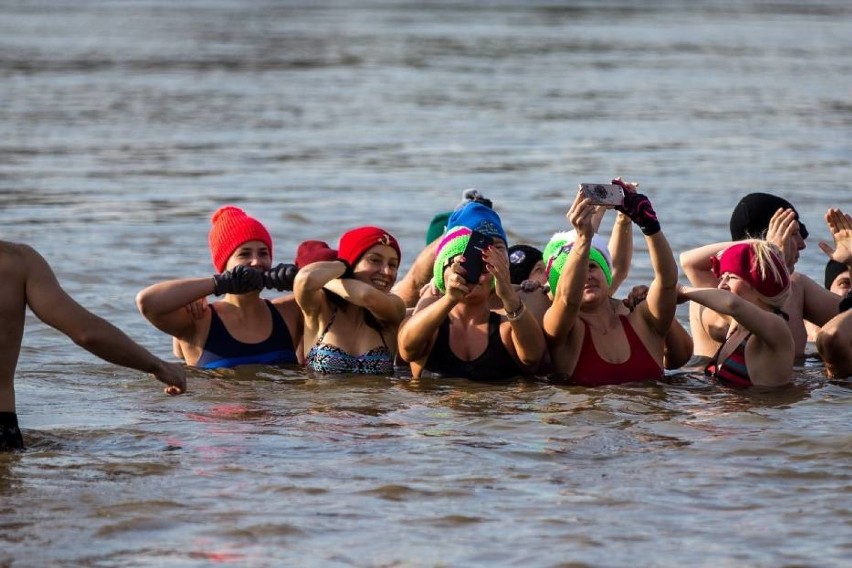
[397,332,425,364]
[816,325,847,360]
[135,290,151,316]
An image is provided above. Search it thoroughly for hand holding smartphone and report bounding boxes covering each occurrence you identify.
[580,183,624,206]
[460,230,493,284]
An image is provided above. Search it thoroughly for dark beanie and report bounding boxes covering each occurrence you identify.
[729,193,808,241]
[508,244,543,285]
[825,259,848,290]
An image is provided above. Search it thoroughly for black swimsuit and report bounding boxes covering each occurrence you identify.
[424,312,524,380]
[0,412,24,451]
[196,300,297,369]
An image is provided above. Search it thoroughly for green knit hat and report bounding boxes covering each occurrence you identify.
[543,230,613,292]
[432,226,496,293]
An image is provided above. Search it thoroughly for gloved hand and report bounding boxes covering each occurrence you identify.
[338,258,354,279]
[212,265,264,296]
[615,191,660,236]
[263,263,298,291]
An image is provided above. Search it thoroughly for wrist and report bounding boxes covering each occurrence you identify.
[506,300,526,321]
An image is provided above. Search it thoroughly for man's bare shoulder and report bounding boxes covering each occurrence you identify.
[0,241,33,274]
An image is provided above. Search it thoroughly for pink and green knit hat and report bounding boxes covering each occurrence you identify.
[543,230,612,292]
[432,226,496,293]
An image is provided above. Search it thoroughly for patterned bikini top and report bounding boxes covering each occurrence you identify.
[305,308,394,376]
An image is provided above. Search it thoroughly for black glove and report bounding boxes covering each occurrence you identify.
[338,258,354,279]
[263,263,298,291]
[212,265,264,296]
[616,192,661,236]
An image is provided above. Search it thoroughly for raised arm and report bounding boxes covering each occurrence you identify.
[23,246,185,394]
[609,182,677,336]
[323,278,406,326]
[293,259,348,319]
[136,264,262,338]
[392,239,439,308]
[543,192,598,344]
[680,241,737,288]
[136,277,218,339]
[484,244,545,369]
[607,212,633,294]
[639,230,678,335]
[805,208,852,327]
[679,286,790,351]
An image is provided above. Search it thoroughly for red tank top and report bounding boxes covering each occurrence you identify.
[569,315,663,387]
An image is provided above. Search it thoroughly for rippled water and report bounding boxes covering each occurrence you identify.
[1,1,851,566]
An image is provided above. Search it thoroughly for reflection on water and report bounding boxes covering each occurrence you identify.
[2,0,851,565]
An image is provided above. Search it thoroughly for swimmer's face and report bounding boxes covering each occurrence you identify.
[226,240,271,271]
[581,262,609,304]
[529,260,547,285]
[353,244,399,292]
[830,270,851,297]
[718,272,757,302]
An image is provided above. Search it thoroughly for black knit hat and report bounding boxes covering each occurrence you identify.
[729,193,808,241]
[508,244,543,285]
[825,259,848,290]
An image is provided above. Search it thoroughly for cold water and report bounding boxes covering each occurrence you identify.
[1,1,850,565]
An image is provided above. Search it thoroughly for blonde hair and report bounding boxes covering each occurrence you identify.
[745,239,791,308]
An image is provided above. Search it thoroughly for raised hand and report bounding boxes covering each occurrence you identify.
[263,263,298,291]
[212,265,264,296]
[568,188,599,239]
[819,208,852,266]
[615,190,660,236]
[766,208,799,269]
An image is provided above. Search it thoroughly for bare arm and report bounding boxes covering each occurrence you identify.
[485,245,546,369]
[797,273,841,326]
[323,278,406,326]
[679,241,736,288]
[392,239,440,308]
[397,294,457,364]
[543,193,597,344]
[24,246,185,393]
[679,286,790,351]
[608,212,633,294]
[136,277,216,339]
[638,230,679,336]
[816,307,852,378]
[293,260,348,319]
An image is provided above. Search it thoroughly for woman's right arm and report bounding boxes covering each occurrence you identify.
[543,192,597,344]
[679,241,736,288]
[293,260,347,318]
[136,278,217,338]
[398,257,471,363]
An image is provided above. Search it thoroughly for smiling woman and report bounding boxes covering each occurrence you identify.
[135,206,303,369]
[294,226,406,376]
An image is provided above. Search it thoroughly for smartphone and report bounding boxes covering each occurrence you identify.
[580,183,624,206]
[460,230,493,284]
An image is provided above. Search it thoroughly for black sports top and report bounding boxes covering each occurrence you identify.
[424,312,523,380]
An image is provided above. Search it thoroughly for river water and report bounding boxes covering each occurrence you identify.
[1,1,850,566]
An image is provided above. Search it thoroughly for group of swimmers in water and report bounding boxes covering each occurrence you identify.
[2,180,851,450]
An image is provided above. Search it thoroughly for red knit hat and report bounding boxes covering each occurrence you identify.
[711,242,789,299]
[295,240,338,269]
[338,226,401,267]
[208,206,273,272]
